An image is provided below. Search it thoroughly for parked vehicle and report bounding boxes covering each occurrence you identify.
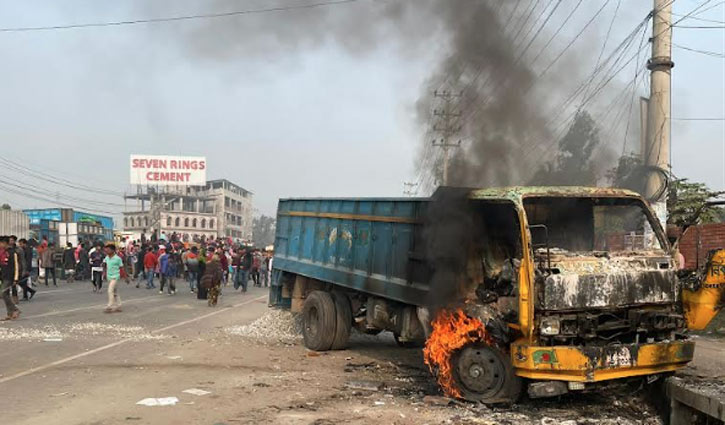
[269,187,724,403]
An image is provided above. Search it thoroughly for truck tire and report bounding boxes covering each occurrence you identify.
[302,291,337,351]
[330,292,352,350]
[450,344,522,404]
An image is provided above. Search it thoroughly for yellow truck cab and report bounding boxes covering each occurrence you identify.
[467,187,699,399]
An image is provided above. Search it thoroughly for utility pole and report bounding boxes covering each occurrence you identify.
[432,89,462,186]
[644,0,674,225]
[403,182,418,197]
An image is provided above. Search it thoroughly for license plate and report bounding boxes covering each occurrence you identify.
[603,347,633,368]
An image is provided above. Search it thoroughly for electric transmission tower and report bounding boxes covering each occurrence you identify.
[432,89,462,186]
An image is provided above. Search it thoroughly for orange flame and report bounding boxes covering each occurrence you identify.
[423,308,493,398]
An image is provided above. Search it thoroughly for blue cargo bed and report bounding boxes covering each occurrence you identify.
[272,197,431,306]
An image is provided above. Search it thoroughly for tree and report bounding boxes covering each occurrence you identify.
[0,204,10,210]
[667,178,725,226]
[607,154,646,194]
[252,215,276,247]
[530,110,600,185]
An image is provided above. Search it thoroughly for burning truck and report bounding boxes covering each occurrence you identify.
[269,187,724,403]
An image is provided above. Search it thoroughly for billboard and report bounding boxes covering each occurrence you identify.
[130,155,207,186]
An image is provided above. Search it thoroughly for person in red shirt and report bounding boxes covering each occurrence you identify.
[143,248,158,289]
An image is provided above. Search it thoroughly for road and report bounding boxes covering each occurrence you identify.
[1,279,723,425]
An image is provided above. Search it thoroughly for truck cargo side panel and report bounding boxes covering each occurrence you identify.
[274,198,429,306]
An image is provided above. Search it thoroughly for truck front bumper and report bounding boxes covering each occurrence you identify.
[511,339,695,382]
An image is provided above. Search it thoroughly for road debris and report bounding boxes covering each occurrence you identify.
[136,397,179,407]
[224,308,302,345]
[422,395,454,406]
[0,322,167,341]
[344,380,386,392]
[182,388,211,396]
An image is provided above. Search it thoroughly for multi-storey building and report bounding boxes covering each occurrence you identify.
[123,179,252,243]
[204,179,253,242]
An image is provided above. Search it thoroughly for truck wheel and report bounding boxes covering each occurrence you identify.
[451,344,522,404]
[330,292,352,350]
[302,291,337,351]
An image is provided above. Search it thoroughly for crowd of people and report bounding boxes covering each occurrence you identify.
[0,233,273,320]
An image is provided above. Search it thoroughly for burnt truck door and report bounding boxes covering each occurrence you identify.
[469,200,525,328]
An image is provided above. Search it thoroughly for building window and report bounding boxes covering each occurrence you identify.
[124,217,128,228]
[166,216,172,226]
[175,217,180,227]
[192,218,197,228]
[144,216,149,227]
[201,218,206,229]
[209,219,214,229]
[185,217,189,227]
[130,217,135,227]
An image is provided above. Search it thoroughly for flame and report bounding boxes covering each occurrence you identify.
[423,308,493,398]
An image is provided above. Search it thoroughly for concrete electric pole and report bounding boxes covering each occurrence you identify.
[432,90,462,186]
[644,0,674,225]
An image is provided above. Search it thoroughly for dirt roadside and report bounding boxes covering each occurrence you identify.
[9,302,722,425]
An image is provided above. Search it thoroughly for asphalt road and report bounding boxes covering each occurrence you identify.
[0,278,271,425]
[1,278,724,425]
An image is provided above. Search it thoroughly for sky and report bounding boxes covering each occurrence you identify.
[0,0,722,222]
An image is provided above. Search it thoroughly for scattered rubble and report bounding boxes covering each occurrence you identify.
[344,380,386,392]
[225,308,302,345]
[0,322,167,341]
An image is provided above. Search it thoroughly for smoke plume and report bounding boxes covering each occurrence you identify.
[178,0,613,187]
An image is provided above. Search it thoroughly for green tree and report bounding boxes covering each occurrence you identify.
[667,178,725,226]
[607,154,646,194]
[0,203,10,210]
[252,215,276,247]
[530,110,600,185]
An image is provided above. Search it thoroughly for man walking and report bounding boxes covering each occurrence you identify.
[158,245,175,295]
[0,236,21,320]
[89,242,104,292]
[63,242,76,283]
[185,246,199,293]
[78,243,90,281]
[143,246,157,289]
[235,248,251,292]
[7,236,25,305]
[103,244,126,313]
[40,242,56,286]
[14,238,35,301]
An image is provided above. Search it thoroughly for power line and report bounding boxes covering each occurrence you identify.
[454,0,572,127]
[671,12,725,24]
[673,42,725,57]
[538,0,614,80]
[689,0,724,17]
[673,24,725,28]
[0,186,117,216]
[529,0,585,65]
[0,156,124,196]
[0,0,367,33]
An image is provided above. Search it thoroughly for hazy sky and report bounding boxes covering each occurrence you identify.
[0,0,722,221]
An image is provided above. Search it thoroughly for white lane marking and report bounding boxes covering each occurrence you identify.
[0,295,267,384]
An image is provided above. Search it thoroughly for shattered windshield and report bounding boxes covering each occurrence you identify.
[523,197,665,253]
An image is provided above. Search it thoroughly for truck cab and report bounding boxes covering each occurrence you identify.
[465,187,693,400]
